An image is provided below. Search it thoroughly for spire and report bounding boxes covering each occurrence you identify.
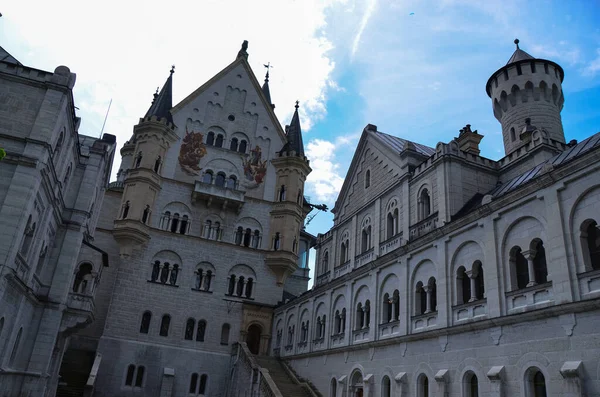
[237,40,249,60]
[506,38,534,65]
[262,62,273,107]
[144,66,174,125]
[280,101,305,157]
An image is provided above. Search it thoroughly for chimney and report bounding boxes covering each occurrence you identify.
[455,124,484,155]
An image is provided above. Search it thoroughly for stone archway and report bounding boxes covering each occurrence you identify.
[350,370,364,397]
[246,324,262,355]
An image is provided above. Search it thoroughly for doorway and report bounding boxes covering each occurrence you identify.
[246,324,262,355]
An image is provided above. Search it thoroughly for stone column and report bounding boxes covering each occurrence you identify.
[466,270,477,302]
[362,309,367,329]
[424,286,432,314]
[522,249,538,287]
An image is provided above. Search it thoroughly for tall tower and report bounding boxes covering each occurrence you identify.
[486,39,565,155]
[113,67,178,257]
[266,102,312,285]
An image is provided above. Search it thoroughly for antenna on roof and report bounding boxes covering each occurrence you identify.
[99,99,112,138]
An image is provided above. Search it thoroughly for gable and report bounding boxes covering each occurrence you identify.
[333,130,406,224]
[161,58,288,201]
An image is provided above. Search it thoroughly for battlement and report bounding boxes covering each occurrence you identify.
[0,61,76,89]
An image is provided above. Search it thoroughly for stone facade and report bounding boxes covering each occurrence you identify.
[270,44,600,397]
[0,47,116,397]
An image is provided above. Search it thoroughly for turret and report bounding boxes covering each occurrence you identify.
[486,39,565,156]
[265,102,312,285]
[113,67,179,257]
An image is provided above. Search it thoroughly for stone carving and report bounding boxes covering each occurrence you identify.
[178,127,207,176]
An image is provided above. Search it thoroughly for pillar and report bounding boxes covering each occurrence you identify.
[522,249,538,287]
[424,286,432,314]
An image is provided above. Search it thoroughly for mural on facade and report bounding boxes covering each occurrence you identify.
[179,127,207,176]
[242,145,268,187]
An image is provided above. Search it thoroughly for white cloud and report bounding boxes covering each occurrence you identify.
[1,0,347,174]
[583,49,600,76]
[351,0,378,58]
[531,43,582,66]
[305,139,346,203]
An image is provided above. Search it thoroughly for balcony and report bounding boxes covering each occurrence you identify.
[411,311,437,333]
[379,234,403,256]
[409,212,439,241]
[316,271,331,287]
[452,298,487,324]
[14,253,30,280]
[60,292,95,333]
[67,292,95,312]
[312,337,325,350]
[379,320,400,338]
[296,341,308,354]
[331,332,345,347]
[192,181,245,213]
[505,282,554,314]
[577,269,600,299]
[107,181,124,191]
[352,327,370,343]
[333,261,351,278]
[355,249,375,269]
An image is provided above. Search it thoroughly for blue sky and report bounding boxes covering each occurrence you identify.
[2,0,600,286]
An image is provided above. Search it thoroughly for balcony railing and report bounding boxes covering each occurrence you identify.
[411,311,438,332]
[577,269,600,299]
[379,233,403,256]
[14,253,30,280]
[355,248,375,269]
[505,282,553,313]
[107,181,124,191]
[333,261,351,278]
[67,292,95,313]
[352,327,370,342]
[409,212,439,240]
[379,320,400,338]
[316,271,331,286]
[192,181,245,212]
[452,298,487,324]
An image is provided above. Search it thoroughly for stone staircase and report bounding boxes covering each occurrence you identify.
[254,356,321,397]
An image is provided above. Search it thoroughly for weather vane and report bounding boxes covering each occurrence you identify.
[263,62,273,71]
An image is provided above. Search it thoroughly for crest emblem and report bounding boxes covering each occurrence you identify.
[242,145,268,187]
[178,127,207,176]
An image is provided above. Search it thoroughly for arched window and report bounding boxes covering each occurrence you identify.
[279,185,286,201]
[473,261,485,299]
[418,374,429,397]
[235,227,243,245]
[230,138,239,151]
[323,251,329,274]
[197,320,206,342]
[215,134,224,148]
[185,318,195,340]
[243,228,252,247]
[160,263,170,283]
[142,205,150,224]
[393,290,400,320]
[169,264,179,285]
[134,151,142,168]
[246,278,254,298]
[125,365,144,387]
[386,210,398,240]
[215,172,226,187]
[252,230,260,248]
[151,261,160,282]
[20,215,36,256]
[340,242,347,264]
[457,266,470,305]
[154,156,162,173]
[72,263,93,294]
[239,140,247,153]
[228,275,236,295]
[416,281,427,315]
[330,378,337,397]
[464,372,479,397]
[122,201,130,219]
[220,323,230,345]
[429,278,437,312]
[355,303,363,330]
[419,188,431,220]
[361,226,372,253]
[160,315,171,337]
[236,276,245,296]
[365,169,371,188]
[510,127,516,141]
[135,366,145,387]
[179,215,188,235]
[189,373,199,393]
[170,214,180,233]
[297,190,302,204]
[512,246,529,289]
[273,232,280,250]
[202,170,213,184]
[206,131,215,146]
[381,375,391,397]
[526,368,547,397]
[125,364,136,386]
[227,175,237,189]
[582,220,600,270]
[533,240,548,284]
[9,327,23,366]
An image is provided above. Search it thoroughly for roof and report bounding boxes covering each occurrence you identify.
[506,48,534,65]
[0,46,22,66]
[454,132,600,219]
[280,102,305,157]
[374,131,436,157]
[144,68,174,125]
[262,71,272,105]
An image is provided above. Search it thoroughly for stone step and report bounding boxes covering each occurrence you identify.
[254,356,318,397]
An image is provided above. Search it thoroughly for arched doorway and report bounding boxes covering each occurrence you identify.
[246,324,262,355]
[350,370,363,397]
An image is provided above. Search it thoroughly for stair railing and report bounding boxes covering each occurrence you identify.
[83,353,102,397]
[228,343,282,397]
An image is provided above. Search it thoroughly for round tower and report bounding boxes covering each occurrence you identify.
[486,39,565,155]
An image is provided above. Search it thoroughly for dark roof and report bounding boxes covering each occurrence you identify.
[144,68,174,125]
[0,46,22,66]
[280,102,305,157]
[262,71,272,104]
[454,132,600,220]
[506,48,534,65]
[374,131,436,156]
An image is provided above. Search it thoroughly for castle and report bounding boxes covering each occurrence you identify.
[0,36,599,397]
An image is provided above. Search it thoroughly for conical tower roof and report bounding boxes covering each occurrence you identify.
[506,39,534,64]
[144,66,174,125]
[280,101,305,157]
[262,70,272,106]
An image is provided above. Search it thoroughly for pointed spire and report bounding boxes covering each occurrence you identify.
[144,66,174,125]
[262,62,273,107]
[280,101,305,157]
[237,40,249,60]
[506,38,534,65]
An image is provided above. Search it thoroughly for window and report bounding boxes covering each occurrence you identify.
[582,220,600,270]
[227,175,237,189]
[340,242,347,265]
[220,323,230,345]
[245,278,253,298]
[511,240,548,290]
[382,290,399,323]
[150,261,180,285]
[189,373,199,393]
[142,205,150,224]
[195,266,213,291]
[160,315,171,336]
[273,233,280,250]
[154,156,162,173]
[20,215,36,256]
[279,185,286,201]
[125,365,145,387]
[365,169,371,188]
[361,226,372,253]
[135,366,145,387]
[197,320,206,342]
[243,228,252,247]
[230,138,239,151]
[9,327,22,366]
[415,281,426,315]
[512,246,529,289]
[322,251,329,274]
[381,375,391,397]
[228,275,236,295]
[122,201,130,219]
[140,311,151,334]
[532,240,548,284]
[239,140,247,153]
[207,132,215,146]
[179,215,189,234]
[473,261,485,299]
[464,372,479,397]
[63,163,72,186]
[170,214,180,233]
[457,266,470,305]
[54,129,64,157]
[330,378,337,397]
[185,318,195,340]
[134,152,143,168]
[252,230,261,248]
[125,365,135,386]
[215,134,224,148]
[355,300,370,330]
[72,263,93,294]
[386,208,399,240]
[525,368,547,397]
[510,127,516,141]
[418,374,429,397]
[189,373,208,395]
[215,172,226,187]
[202,170,213,184]
[419,188,431,220]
